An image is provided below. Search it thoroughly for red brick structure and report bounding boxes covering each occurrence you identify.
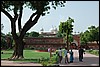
[24,34,99,50]
[24,37,66,50]
[70,34,80,49]
[24,34,81,50]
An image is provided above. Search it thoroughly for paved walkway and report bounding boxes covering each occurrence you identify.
[1,50,99,66]
[1,60,42,66]
[60,50,99,66]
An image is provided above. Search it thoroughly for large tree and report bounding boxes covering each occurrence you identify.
[80,25,99,45]
[1,1,66,59]
[88,26,99,45]
[59,17,74,50]
[80,30,90,45]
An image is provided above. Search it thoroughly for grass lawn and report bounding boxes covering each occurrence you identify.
[1,49,50,63]
[85,50,99,56]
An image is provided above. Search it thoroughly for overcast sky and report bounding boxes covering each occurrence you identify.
[1,1,99,34]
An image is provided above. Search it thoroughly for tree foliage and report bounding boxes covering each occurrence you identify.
[59,17,74,36]
[80,30,90,45]
[56,31,63,37]
[1,1,66,16]
[1,33,7,49]
[25,31,39,37]
[80,25,99,45]
[59,17,74,49]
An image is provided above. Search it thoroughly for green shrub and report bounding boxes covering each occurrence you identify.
[86,50,99,56]
[40,54,58,66]
[41,61,48,66]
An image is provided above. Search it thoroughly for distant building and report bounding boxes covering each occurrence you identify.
[71,34,80,49]
[24,37,65,50]
[39,26,58,37]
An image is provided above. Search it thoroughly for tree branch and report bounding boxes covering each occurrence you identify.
[11,19,18,40]
[1,9,12,21]
[11,7,19,39]
[1,8,18,39]
[19,13,41,39]
[29,11,38,21]
[18,4,23,32]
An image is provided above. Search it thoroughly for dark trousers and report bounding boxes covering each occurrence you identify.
[59,56,62,63]
[79,55,83,61]
[65,55,69,63]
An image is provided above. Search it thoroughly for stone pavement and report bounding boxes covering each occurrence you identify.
[60,49,99,66]
[1,60,42,66]
[1,50,99,66]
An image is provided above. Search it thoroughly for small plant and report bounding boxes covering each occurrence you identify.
[40,54,58,66]
[41,61,48,66]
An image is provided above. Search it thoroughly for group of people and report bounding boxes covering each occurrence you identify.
[57,46,85,64]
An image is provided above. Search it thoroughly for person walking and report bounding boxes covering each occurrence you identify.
[78,46,85,62]
[69,49,74,63]
[64,47,69,64]
[58,47,63,64]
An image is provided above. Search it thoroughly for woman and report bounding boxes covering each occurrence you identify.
[69,49,74,63]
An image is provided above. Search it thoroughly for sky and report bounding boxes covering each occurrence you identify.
[1,1,99,34]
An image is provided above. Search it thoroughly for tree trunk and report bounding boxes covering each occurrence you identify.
[10,38,24,59]
[67,34,69,51]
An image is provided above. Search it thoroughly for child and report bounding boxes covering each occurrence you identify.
[69,49,74,63]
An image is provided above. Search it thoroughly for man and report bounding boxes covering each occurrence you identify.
[58,47,63,63]
[78,46,85,62]
[64,47,69,63]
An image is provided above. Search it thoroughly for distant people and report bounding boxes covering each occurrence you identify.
[48,47,51,52]
[64,47,69,64]
[58,47,63,63]
[69,49,74,63]
[78,46,85,62]
[48,47,52,58]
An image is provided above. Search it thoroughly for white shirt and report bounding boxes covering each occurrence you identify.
[58,50,62,56]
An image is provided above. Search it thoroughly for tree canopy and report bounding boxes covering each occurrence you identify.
[59,17,74,49]
[25,31,39,37]
[1,1,66,39]
[59,17,74,36]
[80,25,99,45]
